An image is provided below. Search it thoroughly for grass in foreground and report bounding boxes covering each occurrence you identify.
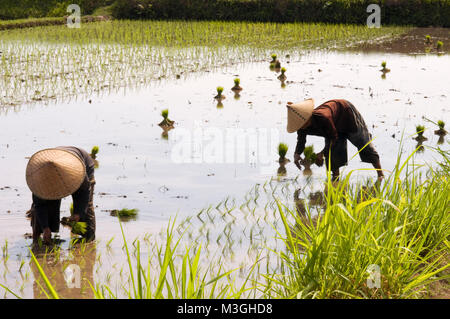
[265,146,450,298]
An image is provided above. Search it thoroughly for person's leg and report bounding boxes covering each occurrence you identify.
[30,204,41,244]
[331,169,340,181]
[84,178,96,241]
[346,103,383,180]
[325,137,347,182]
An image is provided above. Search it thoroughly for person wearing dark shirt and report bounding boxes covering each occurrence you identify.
[26,146,96,244]
[287,99,384,181]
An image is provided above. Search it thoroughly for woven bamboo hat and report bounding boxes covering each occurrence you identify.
[286,98,314,133]
[26,148,86,200]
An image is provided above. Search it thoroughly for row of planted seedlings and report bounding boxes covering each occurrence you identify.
[424,35,445,53]
[0,19,408,107]
[0,41,265,107]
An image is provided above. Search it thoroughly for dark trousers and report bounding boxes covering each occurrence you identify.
[325,102,380,172]
[31,178,96,241]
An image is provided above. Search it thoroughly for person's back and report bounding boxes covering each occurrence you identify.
[26,147,96,244]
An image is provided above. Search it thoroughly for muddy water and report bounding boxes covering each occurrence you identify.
[0,50,449,298]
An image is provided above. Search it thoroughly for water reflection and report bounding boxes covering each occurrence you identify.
[31,242,96,299]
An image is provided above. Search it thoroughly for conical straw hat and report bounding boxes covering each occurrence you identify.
[26,148,86,200]
[286,98,314,133]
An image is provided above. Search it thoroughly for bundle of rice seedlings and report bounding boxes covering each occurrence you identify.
[231,78,242,92]
[110,208,139,218]
[303,145,317,165]
[71,222,87,235]
[60,216,87,235]
[278,67,287,81]
[90,146,99,159]
[214,86,225,101]
[278,143,288,163]
[435,120,447,135]
[158,109,175,127]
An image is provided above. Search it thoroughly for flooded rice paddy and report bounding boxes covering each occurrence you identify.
[0,47,449,298]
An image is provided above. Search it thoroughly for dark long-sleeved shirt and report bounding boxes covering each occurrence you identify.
[33,146,95,230]
[295,99,358,155]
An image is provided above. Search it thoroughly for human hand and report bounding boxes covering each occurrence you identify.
[315,152,324,167]
[68,214,80,223]
[294,153,302,170]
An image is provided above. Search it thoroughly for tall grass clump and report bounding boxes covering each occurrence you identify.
[263,147,450,298]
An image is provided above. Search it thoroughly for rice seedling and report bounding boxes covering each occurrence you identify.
[214,86,225,101]
[90,146,99,160]
[270,53,281,69]
[1,240,8,259]
[270,54,277,63]
[277,67,287,82]
[231,78,242,92]
[158,109,175,128]
[423,117,447,137]
[60,208,88,235]
[433,120,447,136]
[302,145,317,166]
[110,208,139,221]
[380,61,390,73]
[277,143,289,165]
[436,41,444,51]
[415,124,427,142]
[425,35,432,44]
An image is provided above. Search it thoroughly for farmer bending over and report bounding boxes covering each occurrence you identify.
[287,98,384,181]
[26,146,96,244]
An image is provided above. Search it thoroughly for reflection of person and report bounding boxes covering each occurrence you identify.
[26,147,96,244]
[287,99,384,181]
[31,243,96,299]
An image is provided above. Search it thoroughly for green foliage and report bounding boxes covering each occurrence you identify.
[110,0,450,27]
[281,67,286,74]
[233,78,240,86]
[0,0,107,19]
[161,109,169,120]
[438,120,445,129]
[436,41,444,50]
[266,147,450,298]
[381,61,387,69]
[270,53,277,61]
[216,86,224,96]
[425,35,431,43]
[278,143,288,159]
